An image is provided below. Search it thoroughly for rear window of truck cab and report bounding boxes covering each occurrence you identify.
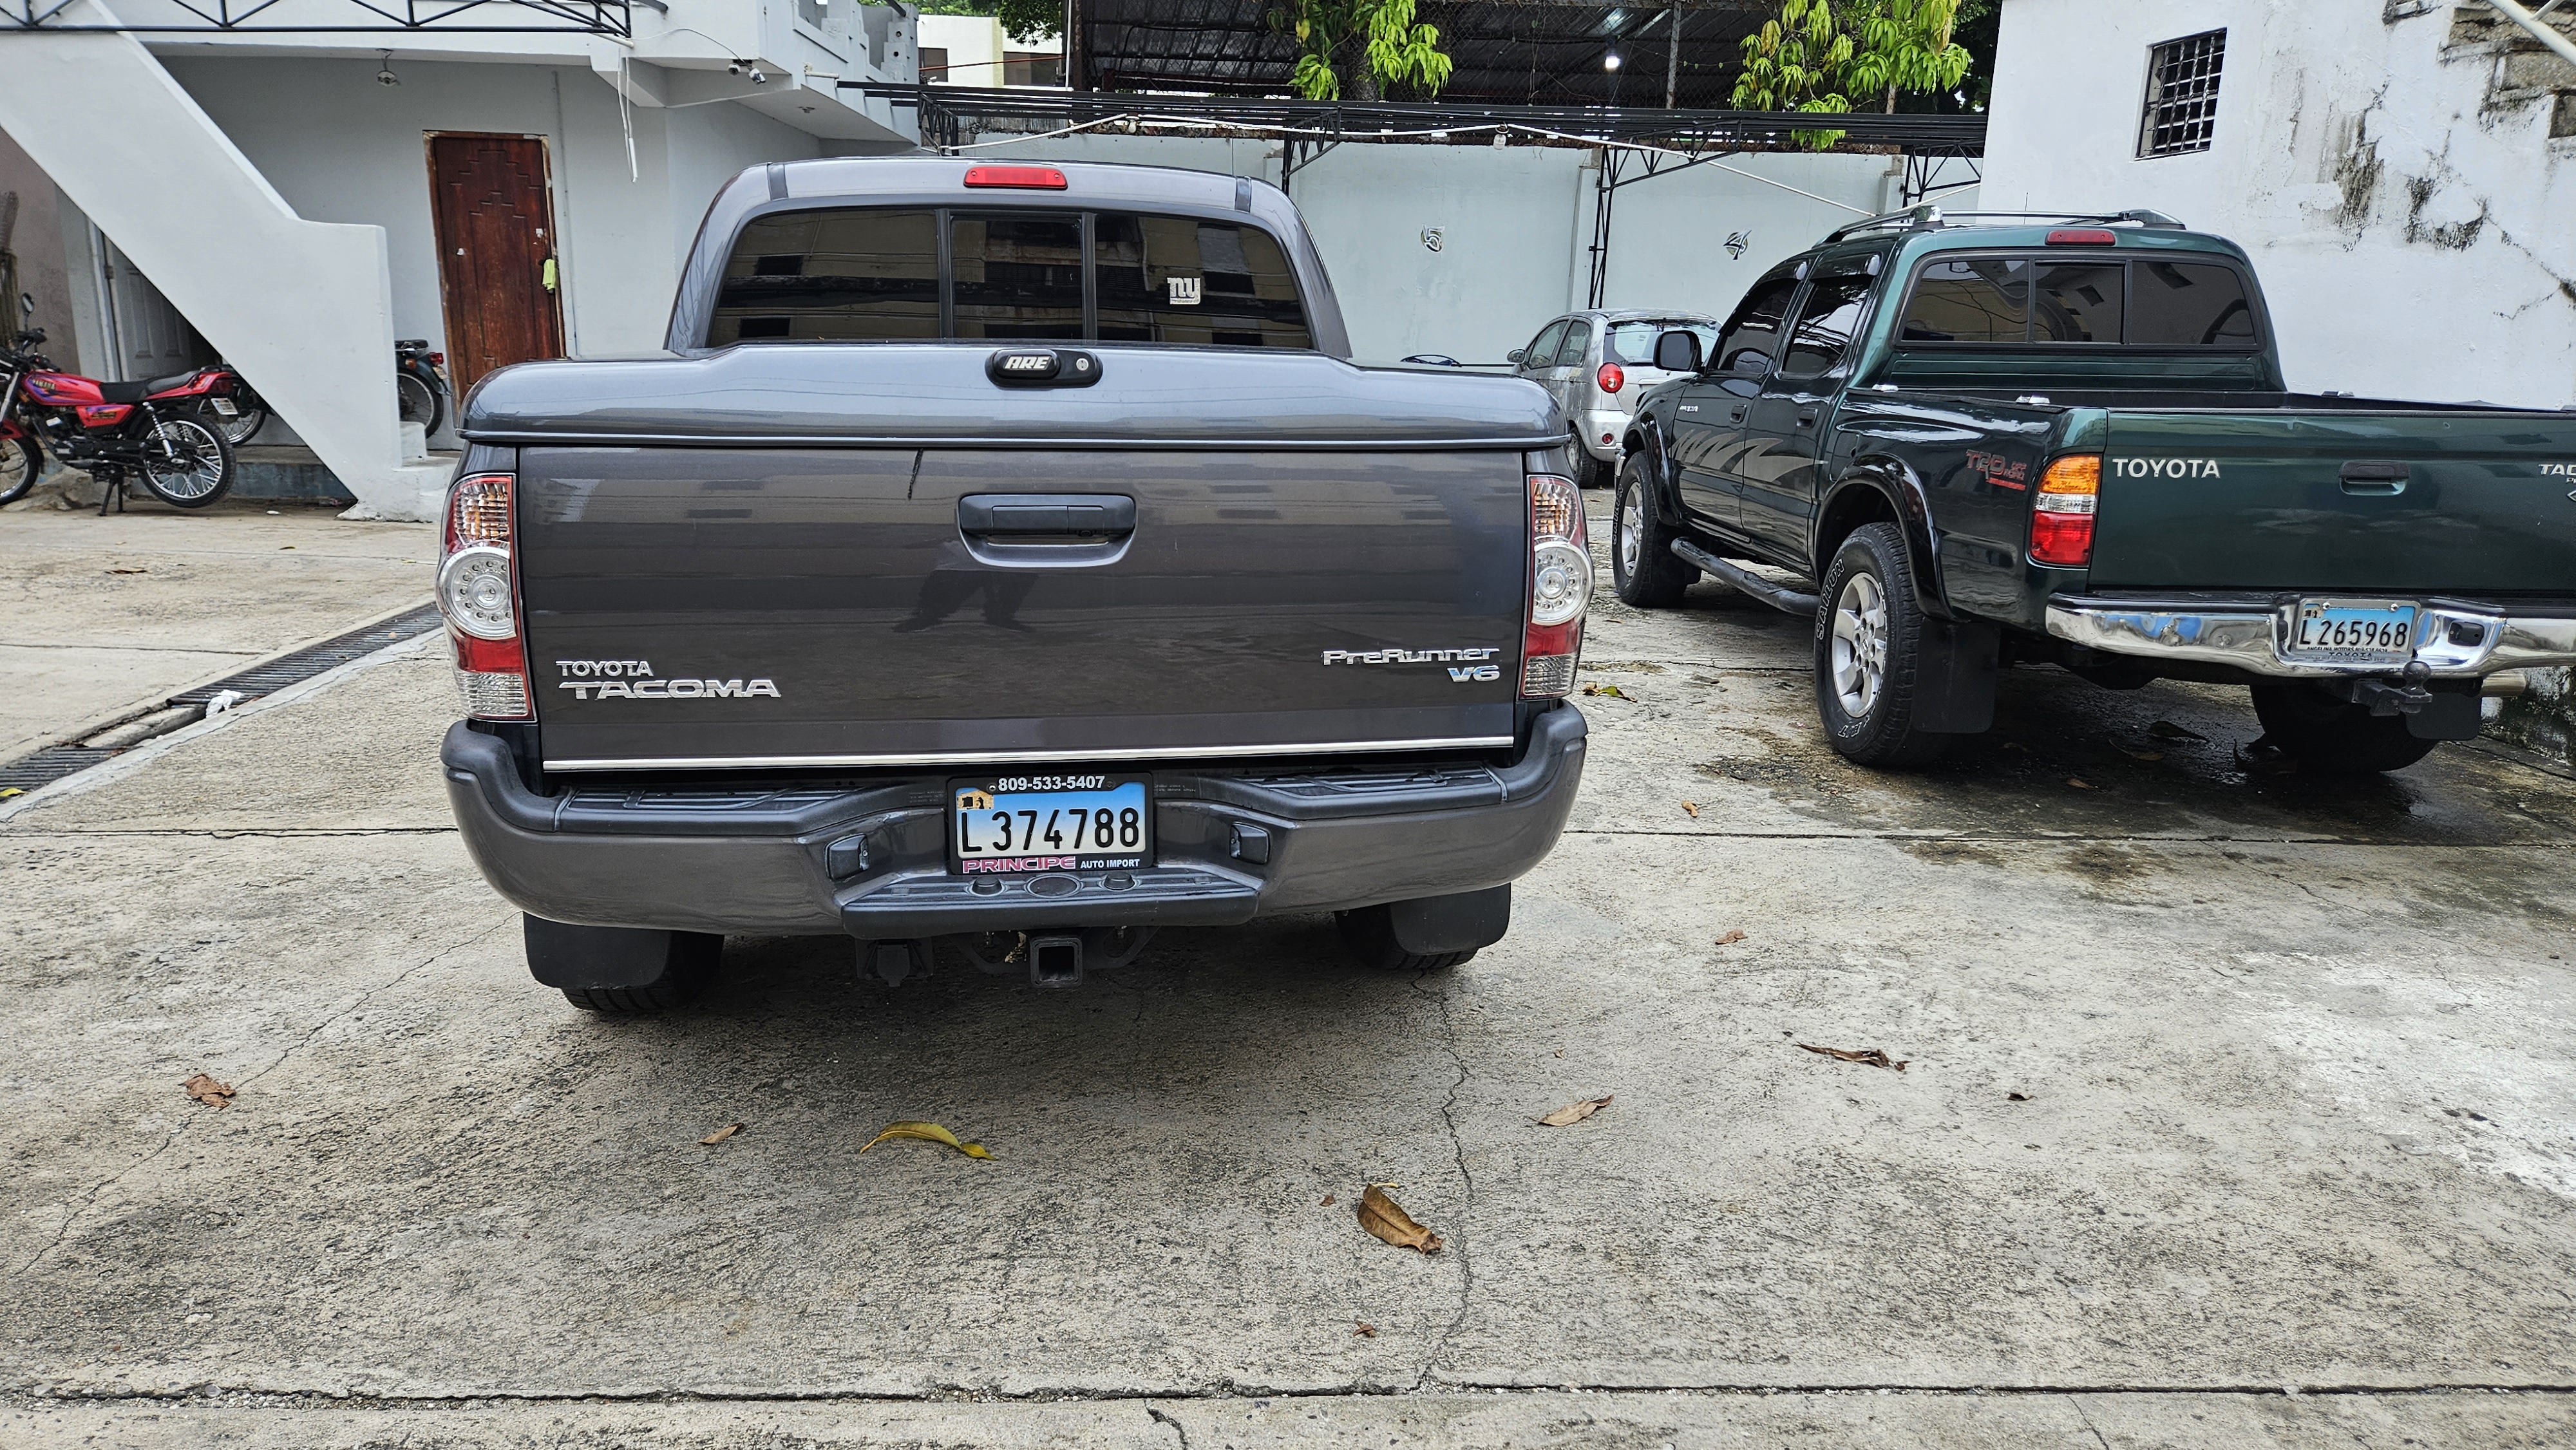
[1895,252,2259,348]
[707,205,1313,349]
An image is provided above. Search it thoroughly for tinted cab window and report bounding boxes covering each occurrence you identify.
[1779,270,1873,377]
[707,205,1311,348]
[1893,251,2260,348]
[1712,276,1799,373]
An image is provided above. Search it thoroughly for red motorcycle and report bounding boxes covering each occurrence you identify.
[0,327,236,512]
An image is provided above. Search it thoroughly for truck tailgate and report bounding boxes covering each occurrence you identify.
[2087,409,2576,592]
[478,344,1564,773]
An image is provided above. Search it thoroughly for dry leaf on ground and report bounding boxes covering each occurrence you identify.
[107,567,147,575]
[2147,720,2208,742]
[1580,683,1629,699]
[0,787,21,800]
[2110,743,2165,762]
[1681,801,1700,818]
[2007,1092,2029,1102]
[861,1120,994,1160]
[182,1074,235,1108]
[1319,1194,1337,1207]
[1537,1095,1613,1127]
[1795,1042,1908,1071]
[2065,777,2096,790]
[1354,1321,1378,1337]
[1714,930,1747,946]
[1357,1185,1443,1254]
[699,1123,743,1146]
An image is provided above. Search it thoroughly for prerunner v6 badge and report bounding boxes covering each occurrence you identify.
[951,774,1152,874]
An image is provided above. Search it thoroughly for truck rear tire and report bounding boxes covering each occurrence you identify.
[1814,522,1951,768]
[524,916,723,1015]
[1611,454,1696,608]
[2248,683,2441,774]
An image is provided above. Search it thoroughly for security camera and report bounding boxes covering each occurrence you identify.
[728,60,744,75]
[748,66,767,84]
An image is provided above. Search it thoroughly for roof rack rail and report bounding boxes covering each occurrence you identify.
[1821,206,2188,245]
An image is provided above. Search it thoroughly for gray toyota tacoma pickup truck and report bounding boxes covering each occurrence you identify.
[437,156,1593,1012]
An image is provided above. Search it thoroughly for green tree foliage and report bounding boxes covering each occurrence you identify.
[1844,0,1975,113]
[1731,0,1976,147]
[1279,0,1454,102]
[918,0,1061,44]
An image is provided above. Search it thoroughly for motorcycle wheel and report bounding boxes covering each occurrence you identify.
[203,395,267,447]
[138,415,234,509]
[395,367,444,438]
[0,433,39,506]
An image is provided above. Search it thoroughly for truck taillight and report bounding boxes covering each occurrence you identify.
[1596,362,1624,394]
[2029,453,2100,567]
[1522,473,1593,697]
[439,472,530,719]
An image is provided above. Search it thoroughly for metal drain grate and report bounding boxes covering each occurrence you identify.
[2,603,445,802]
[171,603,445,708]
[0,746,121,795]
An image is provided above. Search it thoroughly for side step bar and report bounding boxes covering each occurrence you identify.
[1671,539,1821,616]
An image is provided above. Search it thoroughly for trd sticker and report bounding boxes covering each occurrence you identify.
[1964,451,2028,491]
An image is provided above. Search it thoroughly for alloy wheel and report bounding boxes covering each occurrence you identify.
[1618,484,1643,577]
[1829,570,1889,719]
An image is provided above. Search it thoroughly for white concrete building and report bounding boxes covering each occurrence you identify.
[917,12,1061,88]
[0,0,923,518]
[1980,0,2576,409]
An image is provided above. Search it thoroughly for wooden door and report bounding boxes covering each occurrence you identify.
[426,133,564,391]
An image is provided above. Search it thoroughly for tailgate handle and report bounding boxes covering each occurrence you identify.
[959,494,1136,538]
[2339,460,2409,494]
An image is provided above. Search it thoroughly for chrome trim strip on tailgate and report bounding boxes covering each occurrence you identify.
[543,735,1519,773]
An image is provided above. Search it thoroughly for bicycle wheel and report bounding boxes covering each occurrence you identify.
[138,415,234,509]
[395,368,444,437]
[0,432,39,505]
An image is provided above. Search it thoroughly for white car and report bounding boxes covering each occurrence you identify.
[1509,309,1719,488]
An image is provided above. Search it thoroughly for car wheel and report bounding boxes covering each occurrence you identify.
[2248,683,2441,774]
[1611,452,1696,608]
[1335,905,1476,972]
[1575,451,1615,491]
[1814,522,1950,767]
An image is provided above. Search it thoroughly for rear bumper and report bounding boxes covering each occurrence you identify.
[2044,593,2576,679]
[1576,409,1631,459]
[441,706,1587,937]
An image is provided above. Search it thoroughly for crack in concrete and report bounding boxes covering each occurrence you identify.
[13,1382,2576,1408]
[1409,968,1476,1392]
[2066,1392,2114,1449]
[1144,1403,1191,1447]
[5,917,512,1281]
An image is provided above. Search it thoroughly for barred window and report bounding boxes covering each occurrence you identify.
[2139,30,2225,158]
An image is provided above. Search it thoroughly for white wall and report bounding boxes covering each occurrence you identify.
[990,131,1913,363]
[1981,0,2576,408]
[167,56,820,362]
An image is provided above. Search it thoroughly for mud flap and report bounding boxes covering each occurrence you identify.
[1911,619,2000,734]
[1388,885,1511,956]
[2405,686,2483,741]
[524,915,721,990]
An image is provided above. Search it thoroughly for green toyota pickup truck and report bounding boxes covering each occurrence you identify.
[1612,207,2576,773]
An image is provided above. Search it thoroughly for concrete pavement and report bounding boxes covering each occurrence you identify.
[2,500,2571,1447]
[0,499,433,760]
